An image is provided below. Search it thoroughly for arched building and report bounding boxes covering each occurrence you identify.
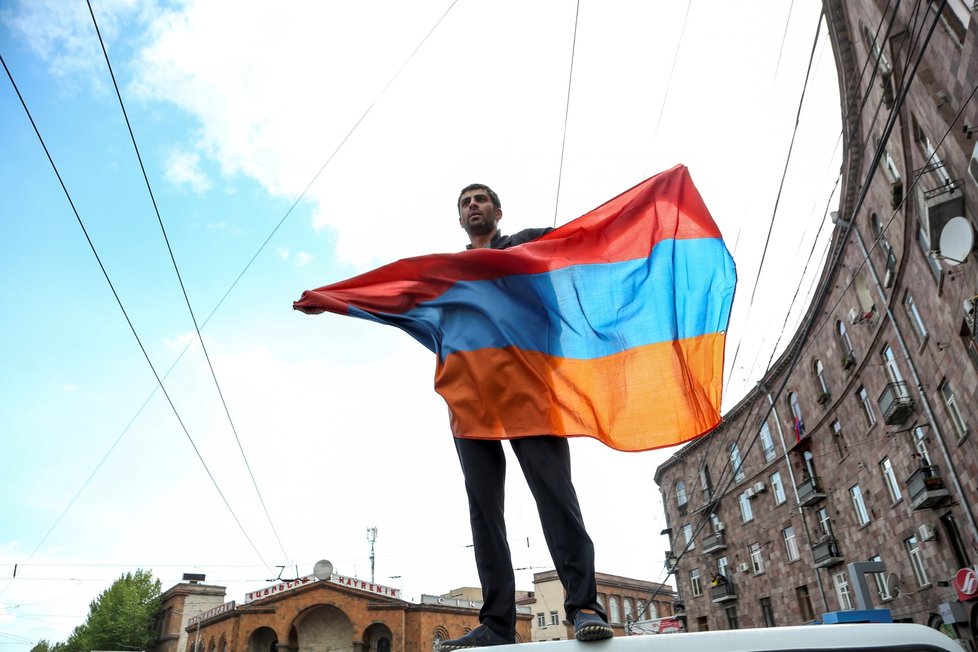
[151,576,530,652]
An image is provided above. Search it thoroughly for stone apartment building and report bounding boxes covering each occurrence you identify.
[654,0,978,647]
[523,571,675,641]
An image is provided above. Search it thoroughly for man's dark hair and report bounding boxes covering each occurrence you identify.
[458,183,501,210]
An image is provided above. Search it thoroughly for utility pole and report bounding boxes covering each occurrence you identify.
[367,526,378,583]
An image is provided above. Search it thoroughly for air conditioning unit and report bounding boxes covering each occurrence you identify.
[969,140,978,189]
[924,188,966,254]
[715,521,726,532]
[744,488,756,499]
[919,524,937,541]
[849,307,860,324]
[753,481,767,493]
[738,563,751,573]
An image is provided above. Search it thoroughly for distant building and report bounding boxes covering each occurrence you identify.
[150,574,531,652]
[524,570,675,641]
[655,0,978,645]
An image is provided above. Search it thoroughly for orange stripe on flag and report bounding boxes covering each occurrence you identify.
[435,332,725,452]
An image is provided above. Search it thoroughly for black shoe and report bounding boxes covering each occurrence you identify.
[440,625,514,651]
[574,611,613,641]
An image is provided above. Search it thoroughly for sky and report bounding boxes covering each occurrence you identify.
[0,1,842,648]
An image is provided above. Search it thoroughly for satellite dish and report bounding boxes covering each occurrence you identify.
[313,559,334,580]
[939,216,973,265]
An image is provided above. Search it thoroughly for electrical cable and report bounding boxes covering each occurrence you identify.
[85,0,291,568]
[0,0,461,605]
[553,0,581,227]
[0,51,273,595]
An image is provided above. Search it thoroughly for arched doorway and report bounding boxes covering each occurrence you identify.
[293,604,355,652]
[247,627,279,652]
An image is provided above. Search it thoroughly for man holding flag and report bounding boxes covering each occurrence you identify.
[294,165,736,648]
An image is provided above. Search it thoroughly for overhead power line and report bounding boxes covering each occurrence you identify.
[85,0,290,568]
[0,51,274,592]
[553,0,581,227]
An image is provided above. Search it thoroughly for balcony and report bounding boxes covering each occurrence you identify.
[665,554,678,575]
[710,580,737,603]
[906,465,950,510]
[878,382,915,425]
[797,475,826,506]
[811,538,844,569]
[702,531,727,554]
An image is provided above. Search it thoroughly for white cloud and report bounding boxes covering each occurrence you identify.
[163,148,211,193]
[276,247,289,260]
[294,252,313,266]
[162,331,196,351]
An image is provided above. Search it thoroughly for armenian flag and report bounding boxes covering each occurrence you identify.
[294,164,736,452]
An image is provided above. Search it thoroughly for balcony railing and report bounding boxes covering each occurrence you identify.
[811,538,843,568]
[797,475,826,506]
[878,382,915,425]
[906,465,950,510]
[702,531,727,554]
[710,580,737,603]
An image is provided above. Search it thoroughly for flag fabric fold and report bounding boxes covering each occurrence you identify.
[294,164,736,452]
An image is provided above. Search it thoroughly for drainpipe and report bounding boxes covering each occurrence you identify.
[852,228,978,547]
[766,390,831,615]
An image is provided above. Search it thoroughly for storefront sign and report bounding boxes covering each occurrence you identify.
[953,567,978,601]
[188,601,235,626]
[245,575,316,603]
[421,594,482,609]
[244,574,400,604]
[329,574,400,599]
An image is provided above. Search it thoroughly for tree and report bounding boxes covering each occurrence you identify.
[63,570,162,652]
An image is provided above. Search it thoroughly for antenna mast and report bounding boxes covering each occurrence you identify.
[367,526,378,583]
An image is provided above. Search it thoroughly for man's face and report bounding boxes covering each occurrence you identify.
[458,188,502,237]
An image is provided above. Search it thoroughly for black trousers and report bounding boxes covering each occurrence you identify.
[454,435,606,639]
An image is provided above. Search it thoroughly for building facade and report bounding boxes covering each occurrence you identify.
[525,571,675,641]
[150,576,531,652]
[655,0,978,646]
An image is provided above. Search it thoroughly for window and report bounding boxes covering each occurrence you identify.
[690,569,702,597]
[905,535,929,586]
[609,596,621,624]
[881,345,906,388]
[682,524,694,550]
[536,613,545,628]
[788,392,805,441]
[816,507,832,537]
[871,555,891,601]
[858,387,877,427]
[597,594,605,609]
[676,481,688,509]
[831,420,849,458]
[939,379,969,439]
[710,512,723,532]
[549,611,559,626]
[717,556,730,580]
[648,602,658,619]
[861,23,892,76]
[700,464,715,501]
[759,421,776,462]
[903,292,928,341]
[796,585,815,622]
[880,457,902,502]
[911,425,933,465]
[850,484,871,525]
[760,597,776,627]
[833,572,854,610]
[837,320,855,357]
[725,605,740,629]
[749,542,764,574]
[623,598,634,622]
[783,526,800,561]
[870,212,893,255]
[940,513,972,568]
[916,218,943,280]
[814,359,831,402]
[729,442,745,482]
[770,472,786,505]
[739,491,754,523]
